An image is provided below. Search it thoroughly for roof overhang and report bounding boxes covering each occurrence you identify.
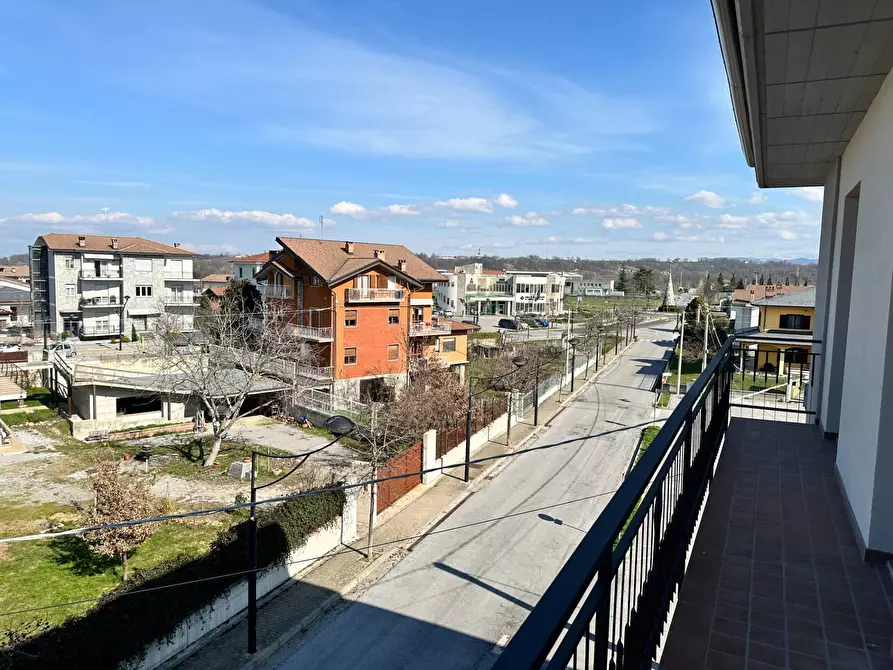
[711,0,893,188]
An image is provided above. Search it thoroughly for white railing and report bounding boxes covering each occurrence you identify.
[164,272,199,280]
[163,294,199,306]
[80,270,123,280]
[295,364,334,381]
[291,325,334,341]
[409,321,452,337]
[80,324,119,336]
[260,284,292,300]
[346,288,405,302]
[80,297,120,308]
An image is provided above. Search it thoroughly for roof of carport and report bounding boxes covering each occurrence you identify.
[712,0,893,187]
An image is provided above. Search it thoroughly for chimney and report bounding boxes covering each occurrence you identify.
[77,236,86,248]
[111,237,119,250]
[374,249,386,261]
[173,242,181,249]
[398,259,407,271]
[345,241,354,255]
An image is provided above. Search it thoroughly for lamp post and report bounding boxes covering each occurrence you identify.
[533,354,541,426]
[118,295,131,351]
[464,355,527,482]
[247,414,356,654]
[568,336,579,393]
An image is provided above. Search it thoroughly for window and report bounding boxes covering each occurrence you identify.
[779,314,811,330]
[239,267,244,278]
[63,256,76,270]
[345,310,357,327]
[134,258,152,272]
[388,309,400,325]
[344,347,357,365]
[442,337,457,353]
[64,284,76,297]
[132,315,148,332]
[311,275,321,286]
[388,344,400,361]
[135,285,152,298]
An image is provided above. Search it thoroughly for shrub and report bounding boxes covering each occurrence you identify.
[0,490,345,669]
[60,331,69,340]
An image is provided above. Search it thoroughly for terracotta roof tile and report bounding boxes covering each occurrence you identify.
[444,319,480,333]
[201,274,231,283]
[205,286,227,298]
[233,251,273,263]
[35,233,192,256]
[0,266,29,277]
[732,284,808,303]
[276,237,444,284]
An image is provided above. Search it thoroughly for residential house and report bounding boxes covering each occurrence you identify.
[200,273,232,290]
[0,280,31,329]
[729,282,809,332]
[736,286,816,372]
[436,263,568,318]
[29,234,197,338]
[256,238,468,399]
[232,251,274,285]
[0,265,29,285]
[564,274,622,297]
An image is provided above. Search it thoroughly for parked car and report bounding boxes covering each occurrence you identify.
[536,318,550,327]
[518,315,542,328]
[44,341,77,358]
[498,318,524,330]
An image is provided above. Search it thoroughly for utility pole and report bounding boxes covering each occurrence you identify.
[702,306,709,372]
[676,312,685,396]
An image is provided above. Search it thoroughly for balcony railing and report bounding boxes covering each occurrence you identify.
[162,295,199,306]
[295,364,333,381]
[79,324,119,337]
[79,297,121,309]
[409,321,452,337]
[79,270,123,280]
[164,272,199,281]
[494,335,821,669]
[346,288,405,302]
[290,324,334,341]
[260,284,293,300]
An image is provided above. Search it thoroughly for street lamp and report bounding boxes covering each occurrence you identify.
[247,414,356,654]
[118,295,131,351]
[464,355,527,482]
[568,336,580,393]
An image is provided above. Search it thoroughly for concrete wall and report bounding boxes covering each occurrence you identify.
[819,70,893,555]
[132,496,357,670]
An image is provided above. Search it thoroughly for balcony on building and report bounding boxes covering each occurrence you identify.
[259,283,293,300]
[492,337,893,670]
[163,271,199,281]
[79,323,119,338]
[162,293,199,306]
[79,295,122,309]
[294,363,333,381]
[346,287,405,303]
[290,324,334,342]
[79,268,123,281]
[409,320,452,337]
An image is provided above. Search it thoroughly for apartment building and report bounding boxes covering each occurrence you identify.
[29,234,197,338]
[434,263,568,318]
[0,265,29,285]
[232,251,273,285]
[564,274,622,297]
[257,238,468,399]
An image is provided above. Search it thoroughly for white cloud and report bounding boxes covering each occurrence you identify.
[435,197,494,213]
[748,191,766,204]
[0,210,155,226]
[655,214,694,225]
[754,210,818,227]
[791,187,823,202]
[601,217,641,229]
[684,190,726,209]
[171,208,314,229]
[506,212,549,227]
[495,193,518,208]
[382,204,421,215]
[718,214,750,229]
[779,230,798,240]
[651,232,669,241]
[180,243,240,253]
[330,201,366,215]
[572,204,670,217]
[437,220,463,228]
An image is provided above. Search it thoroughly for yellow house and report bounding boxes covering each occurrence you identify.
[737,287,816,372]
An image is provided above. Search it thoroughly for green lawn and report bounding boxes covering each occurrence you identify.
[2,408,58,427]
[0,519,225,631]
[657,393,670,408]
[0,387,53,411]
[615,425,663,548]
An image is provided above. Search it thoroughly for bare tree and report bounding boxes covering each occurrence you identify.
[86,462,155,582]
[148,283,316,467]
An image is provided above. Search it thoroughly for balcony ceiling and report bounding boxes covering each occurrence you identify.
[715,0,893,187]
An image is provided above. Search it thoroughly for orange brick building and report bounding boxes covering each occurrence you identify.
[256,238,469,400]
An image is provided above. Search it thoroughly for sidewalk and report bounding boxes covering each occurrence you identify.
[173,342,636,670]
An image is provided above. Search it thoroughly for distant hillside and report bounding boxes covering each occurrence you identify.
[420,254,818,289]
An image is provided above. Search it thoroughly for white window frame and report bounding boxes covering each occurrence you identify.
[64,284,76,297]
[135,285,153,298]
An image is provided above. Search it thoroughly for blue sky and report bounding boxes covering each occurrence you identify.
[0,0,822,259]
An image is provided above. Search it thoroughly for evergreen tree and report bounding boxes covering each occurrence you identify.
[767,274,773,285]
[736,278,745,290]
[717,272,725,288]
[758,273,765,284]
[803,277,808,286]
[616,267,628,292]
[784,276,790,286]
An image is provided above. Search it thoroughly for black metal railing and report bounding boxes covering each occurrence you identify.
[729,339,820,424]
[494,337,735,670]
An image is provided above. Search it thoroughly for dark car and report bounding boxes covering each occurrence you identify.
[518,315,541,328]
[498,318,522,330]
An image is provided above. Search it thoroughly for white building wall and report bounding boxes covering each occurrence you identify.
[824,70,893,555]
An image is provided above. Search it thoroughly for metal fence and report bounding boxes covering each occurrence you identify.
[435,396,508,459]
[493,337,735,670]
[729,341,819,425]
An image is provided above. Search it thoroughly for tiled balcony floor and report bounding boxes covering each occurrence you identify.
[661,418,893,670]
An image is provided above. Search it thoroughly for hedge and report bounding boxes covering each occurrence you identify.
[0,490,345,669]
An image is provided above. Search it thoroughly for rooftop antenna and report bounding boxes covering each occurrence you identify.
[319,215,324,239]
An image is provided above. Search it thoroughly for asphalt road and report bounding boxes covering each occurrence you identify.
[261,319,677,670]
